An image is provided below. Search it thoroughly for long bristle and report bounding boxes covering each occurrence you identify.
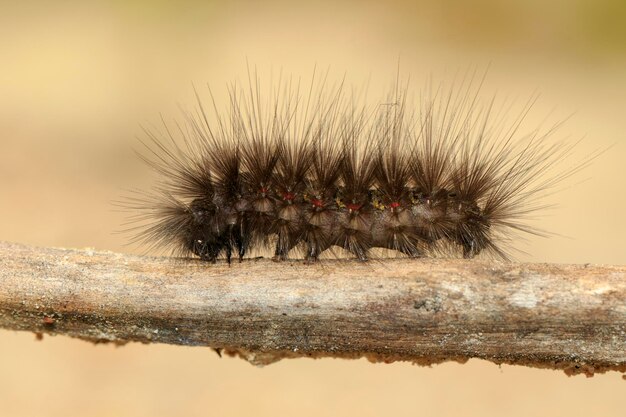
[121,72,591,263]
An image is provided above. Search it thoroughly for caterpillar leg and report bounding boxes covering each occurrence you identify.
[272,238,292,261]
[459,230,486,258]
[303,230,331,263]
[237,242,246,261]
[234,220,250,262]
[462,240,479,259]
[221,225,238,264]
[272,224,300,261]
[190,239,220,263]
[336,212,372,261]
[457,222,489,259]
[224,243,233,265]
[304,242,321,263]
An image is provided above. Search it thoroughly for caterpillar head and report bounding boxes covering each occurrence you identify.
[184,198,224,261]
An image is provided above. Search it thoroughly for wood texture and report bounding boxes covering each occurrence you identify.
[0,241,624,376]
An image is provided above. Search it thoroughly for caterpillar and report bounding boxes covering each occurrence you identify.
[123,71,587,264]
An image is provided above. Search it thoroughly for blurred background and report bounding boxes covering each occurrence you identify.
[1,1,624,416]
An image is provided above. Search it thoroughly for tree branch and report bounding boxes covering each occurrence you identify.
[0,241,624,376]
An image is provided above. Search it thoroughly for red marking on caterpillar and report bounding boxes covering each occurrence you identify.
[122,70,596,264]
[310,199,324,208]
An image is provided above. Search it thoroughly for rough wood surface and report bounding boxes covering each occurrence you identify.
[0,241,624,376]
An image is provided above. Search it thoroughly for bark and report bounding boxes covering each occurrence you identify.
[0,241,624,377]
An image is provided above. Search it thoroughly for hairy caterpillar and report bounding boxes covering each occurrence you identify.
[123,71,588,264]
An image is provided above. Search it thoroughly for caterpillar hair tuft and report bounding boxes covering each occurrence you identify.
[122,70,593,264]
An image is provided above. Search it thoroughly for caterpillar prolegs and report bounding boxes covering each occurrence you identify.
[126,73,582,263]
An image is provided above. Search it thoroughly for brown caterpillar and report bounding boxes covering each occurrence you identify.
[123,71,588,263]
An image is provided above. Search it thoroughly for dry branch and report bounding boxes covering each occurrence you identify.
[0,241,624,376]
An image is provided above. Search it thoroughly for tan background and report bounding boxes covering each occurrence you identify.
[1,1,624,416]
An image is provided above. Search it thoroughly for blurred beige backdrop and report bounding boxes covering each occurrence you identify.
[1,1,624,416]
